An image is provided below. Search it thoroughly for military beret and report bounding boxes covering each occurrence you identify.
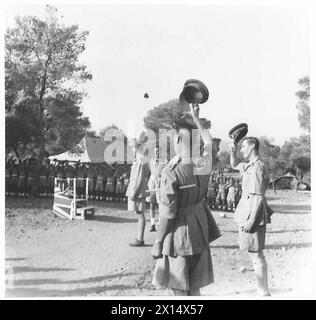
[179,79,209,104]
[228,123,248,144]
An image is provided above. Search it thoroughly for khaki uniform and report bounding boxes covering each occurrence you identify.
[234,157,271,252]
[105,176,115,193]
[146,159,166,204]
[87,167,95,191]
[126,156,150,213]
[95,173,105,192]
[152,144,221,291]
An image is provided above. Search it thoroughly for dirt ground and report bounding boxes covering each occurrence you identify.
[5,190,312,298]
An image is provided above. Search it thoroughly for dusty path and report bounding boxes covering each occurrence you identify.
[5,190,312,298]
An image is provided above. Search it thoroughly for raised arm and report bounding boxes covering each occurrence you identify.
[190,103,212,146]
[230,142,241,170]
[190,103,213,175]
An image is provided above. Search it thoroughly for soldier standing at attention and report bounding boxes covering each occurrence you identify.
[216,178,226,210]
[226,178,236,212]
[48,161,56,198]
[5,159,11,197]
[146,146,165,232]
[105,169,115,202]
[126,131,151,247]
[18,160,27,197]
[122,174,130,202]
[151,104,221,296]
[39,161,48,198]
[95,165,105,201]
[206,176,217,209]
[10,160,19,197]
[115,173,125,202]
[77,163,86,198]
[87,164,96,200]
[230,137,271,296]
[56,161,65,192]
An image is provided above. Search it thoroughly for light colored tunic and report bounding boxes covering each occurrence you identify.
[146,159,165,204]
[234,156,270,226]
[126,155,150,212]
[152,143,221,291]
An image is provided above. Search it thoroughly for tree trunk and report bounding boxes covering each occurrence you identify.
[31,66,48,197]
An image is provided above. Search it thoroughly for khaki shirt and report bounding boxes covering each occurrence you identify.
[234,157,270,226]
[125,155,150,199]
[159,143,221,257]
[147,159,166,203]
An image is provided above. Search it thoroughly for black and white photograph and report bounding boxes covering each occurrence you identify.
[2,0,313,300]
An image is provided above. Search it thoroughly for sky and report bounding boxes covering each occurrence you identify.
[4,0,310,146]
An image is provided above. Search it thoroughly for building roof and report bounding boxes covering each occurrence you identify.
[49,137,109,163]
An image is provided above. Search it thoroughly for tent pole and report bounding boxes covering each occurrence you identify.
[73,178,76,220]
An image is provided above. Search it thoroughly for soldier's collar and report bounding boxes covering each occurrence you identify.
[245,156,260,170]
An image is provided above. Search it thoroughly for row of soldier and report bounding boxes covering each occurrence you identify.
[206,175,242,212]
[5,157,242,211]
[5,158,130,201]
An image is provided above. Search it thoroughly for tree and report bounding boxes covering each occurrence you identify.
[144,98,211,132]
[258,136,281,176]
[99,124,119,140]
[5,5,92,194]
[278,135,310,174]
[296,76,310,133]
[143,98,219,161]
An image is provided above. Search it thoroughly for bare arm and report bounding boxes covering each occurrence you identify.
[229,142,240,170]
[190,103,213,175]
[190,103,212,146]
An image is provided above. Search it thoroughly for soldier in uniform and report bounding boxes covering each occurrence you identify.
[126,131,151,247]
[105,169,115,201]
[39,161,48,198]
[122,174,130,202]
[5,159,11,197]
[18,160,27,197]
[86,163,96,200]
[48,161,56,198]
[76,163,87,199]
[25,158,35,197]
[146,146,165,232]
[216,178,226,210]
[226,178,236,212]
[206,176,217,209]
[10,160,19,197]
[151,104,221,296]
[95,165,105,201]
[234,179,242,208]
[115,173,125,202]
[55,161,66,192]
[230,137,272,296]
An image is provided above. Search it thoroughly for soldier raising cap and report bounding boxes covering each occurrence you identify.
[151,103,221,296]
[126,130,151,247]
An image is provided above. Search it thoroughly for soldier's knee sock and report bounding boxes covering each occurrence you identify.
[149,209,155,225]
[172,289,188,296]
[137,213,146,241]
[252,255,270,295]
[188,288,200,296]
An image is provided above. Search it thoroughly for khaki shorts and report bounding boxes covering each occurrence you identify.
[95,182,104,192]
[152,249,214,291]
[127,198,145,213]
[239,225,266,252]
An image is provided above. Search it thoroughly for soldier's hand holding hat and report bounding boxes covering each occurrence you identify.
[151,240,163,259]
[189,103,200,119]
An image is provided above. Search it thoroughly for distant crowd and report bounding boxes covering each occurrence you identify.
[206,170,242,212]
[5,158,130,202]
[5,157,242,211]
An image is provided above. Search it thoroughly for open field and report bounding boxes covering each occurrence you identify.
[5,190,312,298]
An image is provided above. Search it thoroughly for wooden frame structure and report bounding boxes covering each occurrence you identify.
[53,178,94,220]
